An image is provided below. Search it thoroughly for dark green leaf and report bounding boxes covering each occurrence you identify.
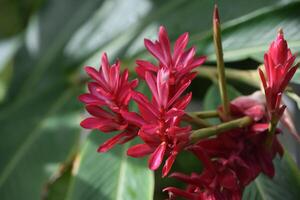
[243,153,300,200]
[203,84,241,110]
[203,84,241,124]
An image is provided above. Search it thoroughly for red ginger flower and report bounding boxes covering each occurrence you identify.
[259,31,299,121]
[79,53,139,152]
[136,26,206,94]
[165,94,283,200]
[120,26,206,177]
[123,68,192,177]
[165,150,244,200]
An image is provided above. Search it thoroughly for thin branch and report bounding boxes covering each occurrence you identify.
[190,116,253,143]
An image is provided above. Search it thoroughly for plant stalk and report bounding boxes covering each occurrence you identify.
[189,110,219,118]
[213,5,230,119]
[183,114,211,128]
[190,116,253,143]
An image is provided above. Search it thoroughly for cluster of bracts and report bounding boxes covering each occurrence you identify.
[78,13,298,200]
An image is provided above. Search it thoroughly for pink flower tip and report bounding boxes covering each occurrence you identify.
[213,4,220,23]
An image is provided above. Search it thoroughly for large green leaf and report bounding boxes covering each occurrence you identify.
[243,153,300,200]
[203,84,241,110]
[97,0,290,62]
[195,1,300,62]
[0,37,19,102]
[65,133,154,200]
[0,87,81,200]
[0,0,45,38]
[203,84,241,124]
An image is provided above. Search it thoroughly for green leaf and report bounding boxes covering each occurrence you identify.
[195,1,300,62]
[106,0,290,62]
[203,84,241,124]
[0,87,81,200]
[0,37,20,102]
[43,161,74,200]
[243,153,300,200]
[203,84,241,110]
[0,0,45,38]
[291,70,300,85]
[65,133,154,200]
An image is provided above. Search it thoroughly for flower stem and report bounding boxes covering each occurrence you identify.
[189,110,219,118]
[183,114,211,128]
[266,120,277,147]
[190,116,253,143]
[213,5,230,119]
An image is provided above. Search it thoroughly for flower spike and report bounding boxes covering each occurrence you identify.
[79,53,139,152]
[259,30,299,122]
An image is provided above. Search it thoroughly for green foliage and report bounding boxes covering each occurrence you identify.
[203,84,241,124]
[243,154,300,200]
[196,1,300,62]
[65,133,154,200]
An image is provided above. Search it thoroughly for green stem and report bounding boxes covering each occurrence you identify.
[266,119,277,147]
[189,110,219,118]
[183,114,211,128]
[190,116,253,143]
[213,5,230,119]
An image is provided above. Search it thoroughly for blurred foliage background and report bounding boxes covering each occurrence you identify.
[0,0,300,200]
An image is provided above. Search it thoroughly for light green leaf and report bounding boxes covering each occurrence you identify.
[106,0,291,62]
[195,1,300,62]
[291,70,300,85]
[65,133,154,200]
[43,160,74,200]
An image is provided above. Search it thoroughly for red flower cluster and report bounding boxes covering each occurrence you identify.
[79,53,139,152]
[124,68,192,177]
[165,95,283,200]
[79,26,206,177]
[259,31,299,122]
[124,26,206,176]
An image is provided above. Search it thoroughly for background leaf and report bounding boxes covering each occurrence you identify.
[195,1,300,62]
[243,153,300,200]
[65,133,154,200]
